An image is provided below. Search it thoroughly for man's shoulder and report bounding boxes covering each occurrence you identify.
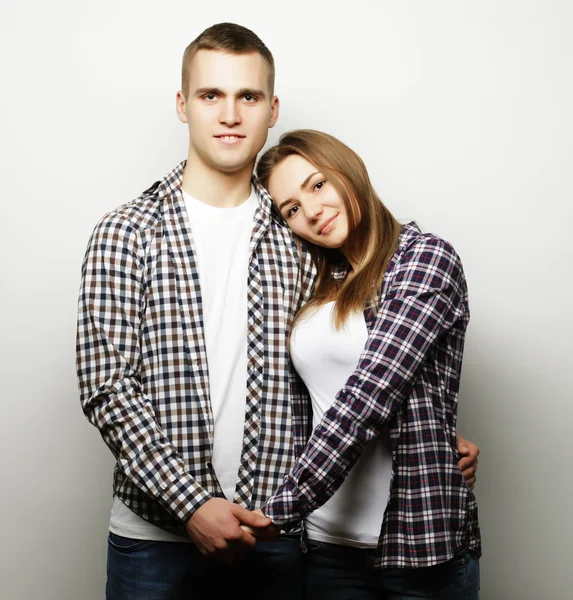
[98,188,163,235]
[94,162,185,236]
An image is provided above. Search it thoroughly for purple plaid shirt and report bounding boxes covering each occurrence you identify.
[263,222,481,568]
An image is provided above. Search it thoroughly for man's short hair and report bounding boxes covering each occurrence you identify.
[182,23,275,98]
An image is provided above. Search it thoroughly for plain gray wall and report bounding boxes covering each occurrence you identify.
[1,1,572,598]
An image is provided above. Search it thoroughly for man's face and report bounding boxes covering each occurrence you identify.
[177,50,279,176]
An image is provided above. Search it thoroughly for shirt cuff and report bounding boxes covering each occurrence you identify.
[159,471,213,524]
[262,481,304,530]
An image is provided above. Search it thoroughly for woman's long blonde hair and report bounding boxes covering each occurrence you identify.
[257,129,401,328]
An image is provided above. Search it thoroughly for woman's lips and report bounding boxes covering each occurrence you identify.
[319,214,338,235]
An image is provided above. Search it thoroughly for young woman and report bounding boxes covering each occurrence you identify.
[256,130,481,599]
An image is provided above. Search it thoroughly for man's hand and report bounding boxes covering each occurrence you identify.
[239,508,281,541]
[186,498,272,564]
[457,434,480,490]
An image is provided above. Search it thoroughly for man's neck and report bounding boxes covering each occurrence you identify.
[181,157,254,208]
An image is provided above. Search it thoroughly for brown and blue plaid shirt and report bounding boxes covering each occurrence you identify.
[76,162,315,534]
[263,222,481,568]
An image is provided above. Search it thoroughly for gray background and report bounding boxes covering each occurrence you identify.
[1,1,571,598]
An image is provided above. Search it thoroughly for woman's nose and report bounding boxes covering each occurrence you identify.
[305,202,323,220]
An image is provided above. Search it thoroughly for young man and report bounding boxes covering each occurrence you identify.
[76,23,479,600]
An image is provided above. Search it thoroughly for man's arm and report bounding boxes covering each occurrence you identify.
[77,215,267,560]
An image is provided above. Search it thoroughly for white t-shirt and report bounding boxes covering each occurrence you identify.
[110,187,257,541]
[290,301,393,548]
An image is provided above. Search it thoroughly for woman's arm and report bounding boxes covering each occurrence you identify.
[263,234,469,529]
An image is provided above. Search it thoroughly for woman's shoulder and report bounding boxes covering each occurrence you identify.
[390,221,465,287]
[397,221,461,263]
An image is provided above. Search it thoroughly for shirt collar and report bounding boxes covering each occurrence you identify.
[155,161,288,229]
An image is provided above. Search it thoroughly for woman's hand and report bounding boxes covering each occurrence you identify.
[239,509,281,541]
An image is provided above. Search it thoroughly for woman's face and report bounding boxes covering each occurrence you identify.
[267,154,349,249]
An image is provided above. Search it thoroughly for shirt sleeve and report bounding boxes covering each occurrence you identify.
[263,235,469,529]
[76,215,211,524]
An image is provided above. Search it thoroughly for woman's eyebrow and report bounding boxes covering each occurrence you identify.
[277,172,321,211]
[301,172,320,189]
[277,198,293,211]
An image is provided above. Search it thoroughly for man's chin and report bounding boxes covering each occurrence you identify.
[212,157,255,176]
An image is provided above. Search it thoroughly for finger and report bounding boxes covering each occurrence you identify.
[234,528,257,550]
[207,543,234,565]
[227,534,256,557]
[461,466,477,479]
[240,524,257,536]
[461,443,480,459]
[232,505,272,527]
[242,530,257,549]
[240,524,278,540]
[458,456,478,470]
[459,464,477,478]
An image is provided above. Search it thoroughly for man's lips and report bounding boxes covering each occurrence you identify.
[318,214,338,235]
[214,134,245,145]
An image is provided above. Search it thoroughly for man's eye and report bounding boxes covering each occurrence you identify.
[243,95,256,102]
[286,205,299,218]
[204,94,216,101]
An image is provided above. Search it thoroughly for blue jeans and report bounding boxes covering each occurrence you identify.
[106,531,304,600]
[305,540,479,600]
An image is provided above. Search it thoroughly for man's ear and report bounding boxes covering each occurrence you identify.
[269,95,280,129]
[176,90,188,124]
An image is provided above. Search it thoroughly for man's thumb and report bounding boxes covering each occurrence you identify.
[233,505,271,526]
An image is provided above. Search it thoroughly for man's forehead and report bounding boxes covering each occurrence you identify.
[187,49,271,89]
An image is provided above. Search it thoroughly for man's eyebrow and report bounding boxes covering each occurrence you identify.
[193,87,267,99]
[238,88,267,99]
[277,173,321,211]
[194,87,225,96]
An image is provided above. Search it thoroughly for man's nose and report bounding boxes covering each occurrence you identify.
[219,99,241,127]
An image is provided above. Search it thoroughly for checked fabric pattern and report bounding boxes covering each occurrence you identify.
[76,162,315,532]
[264,222,481,568]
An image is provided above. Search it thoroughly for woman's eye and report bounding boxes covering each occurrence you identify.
[313,180,325,191]
[286,205,299,218]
